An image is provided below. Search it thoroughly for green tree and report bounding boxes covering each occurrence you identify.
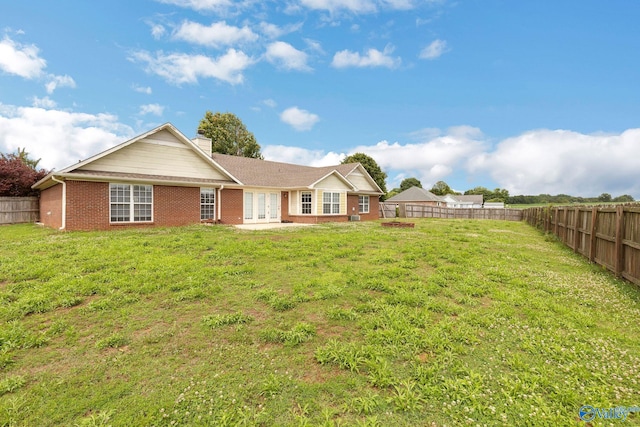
[342,153,387,197]
[613,194,635,203]
[198,111,263,159]
[598,193,612,202]
[400,177,422,192]
[430,180,453,196]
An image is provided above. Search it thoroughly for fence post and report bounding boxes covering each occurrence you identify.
[615,205,625,277]
[589,207,598,263]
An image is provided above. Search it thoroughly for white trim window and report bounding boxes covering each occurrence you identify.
[200,188,215,220]
[244,192,254,220]
[110,184,153,223]
[323,192,340,214]
[301,191,312,214]
[358,195,370,214]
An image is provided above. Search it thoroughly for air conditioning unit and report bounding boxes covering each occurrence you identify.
[349,215,361,221]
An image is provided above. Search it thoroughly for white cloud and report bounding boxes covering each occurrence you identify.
[298,0,420,14]
[265,41,312,71]
[31,96,57,108]
[173,21,258,48]
[263,145,344,167]
[331,44,400,69]
[133,84,153,94]
[45,74,76,94]
[469,128,640,196]
[263,99,277,108]
[419,39,449,60]
[155,0,232,12]
[139,104,165,116]
[259,22,303,39]
[150,24,166,40]
[0,103,134,170]
[129,49,253,85]
[0,36,47,79]
[299,0,377,14]
[280,107,320,131]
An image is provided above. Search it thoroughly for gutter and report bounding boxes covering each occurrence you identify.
[50,175,66,230]
[217,185,224,222]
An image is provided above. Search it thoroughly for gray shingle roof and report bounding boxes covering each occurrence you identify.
[386,186,443,202]
[211,153,359,189]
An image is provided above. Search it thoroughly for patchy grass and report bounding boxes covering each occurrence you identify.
[0,221,639,426]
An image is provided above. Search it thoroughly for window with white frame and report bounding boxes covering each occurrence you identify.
[358,195,370,214]
[244,192,253,220]
[110,184,153,222]
[323,192,340,214]
[200,188,215,220]
[301,192,312,214]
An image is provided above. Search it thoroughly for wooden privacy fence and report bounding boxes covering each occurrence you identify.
[380,203,523,221]
[523,205,640,286]
[0,197,39,224]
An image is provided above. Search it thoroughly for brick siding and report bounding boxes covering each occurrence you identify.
[39,184,63,229]
[218,188,243,224]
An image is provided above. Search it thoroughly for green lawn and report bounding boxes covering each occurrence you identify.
[0,220,639,426]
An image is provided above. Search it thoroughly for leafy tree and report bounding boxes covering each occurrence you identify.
[613,194,635,203]
[430,180,453,196]
[198,111,263,159]
[400,177,422,191]
[598,193,612,202]
[342,153,387,197]
[0,148,49,197]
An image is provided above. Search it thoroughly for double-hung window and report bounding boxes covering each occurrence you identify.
[110,184,153,222]
[200,188,215,220]
[301,192,312,214]
[323,192,340,214]
[358,195,370,214]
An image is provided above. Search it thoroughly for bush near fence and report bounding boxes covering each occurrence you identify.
[0,197,39,224]
[523,204,640,286]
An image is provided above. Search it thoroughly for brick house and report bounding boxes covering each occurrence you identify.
[32,123,383,231]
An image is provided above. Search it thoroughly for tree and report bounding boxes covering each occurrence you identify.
[598,193,612,202]
[198,111,263,159]
[400,177,422,192]
[430,180,453,196]
[341,153,387,197]
[613,194,635,203]
[0,148,49,197]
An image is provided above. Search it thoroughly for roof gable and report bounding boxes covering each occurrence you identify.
[62,123,236,182]
[386,186,442,202]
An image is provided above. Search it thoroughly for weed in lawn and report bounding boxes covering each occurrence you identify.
[259,322,316,347]
[0,375,25,396]
[95,333,129,350]
[202,312,253,328]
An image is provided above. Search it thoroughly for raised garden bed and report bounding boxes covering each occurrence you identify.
[381,221,415,228]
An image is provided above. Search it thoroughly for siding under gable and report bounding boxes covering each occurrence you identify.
[346,171,378,192]
[313,174,351,190]
[77,137,227,180]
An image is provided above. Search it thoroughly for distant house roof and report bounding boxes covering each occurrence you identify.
[445,194,483,204]
[386,186,443,203]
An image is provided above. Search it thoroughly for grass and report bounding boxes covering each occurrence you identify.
[0,220,639,426]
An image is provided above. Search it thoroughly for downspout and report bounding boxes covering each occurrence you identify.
[217,185,224,223]
[50,175,66,230]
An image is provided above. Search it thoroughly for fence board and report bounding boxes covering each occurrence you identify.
[523,204,640,287]
[0,197,39,224]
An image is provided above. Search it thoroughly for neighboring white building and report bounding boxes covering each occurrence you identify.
[441,194,483,208]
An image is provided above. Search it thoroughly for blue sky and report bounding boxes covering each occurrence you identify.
[1,0,639,197]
